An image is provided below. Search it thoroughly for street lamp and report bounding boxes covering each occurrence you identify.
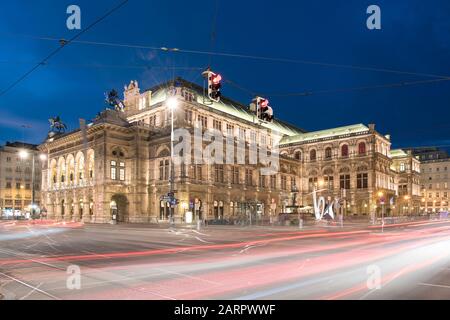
[19,150,47,219]
[404,195,410,216]
[18,150,28,159]
[291,185,299,206]
[377,191,385,231]
[291,184,301,228]
[166,96,178,224]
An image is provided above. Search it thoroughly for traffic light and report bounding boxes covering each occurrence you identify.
[256,97,269,118]
[206,71,222,102]
[253,96,273,122]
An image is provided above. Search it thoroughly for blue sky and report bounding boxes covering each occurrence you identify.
[1,0,450,150]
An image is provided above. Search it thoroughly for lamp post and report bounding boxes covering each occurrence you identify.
[291,185,298,206]
[404,195,411,216]
[291,185,300,228]
[167,96,178,225]
[377,191,385,232]
[19,150,46,219]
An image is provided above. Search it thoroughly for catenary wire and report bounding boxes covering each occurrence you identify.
[0,0,130,98]
[8,34,450,80]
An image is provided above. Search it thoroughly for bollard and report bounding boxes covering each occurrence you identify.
[197,220,201,231]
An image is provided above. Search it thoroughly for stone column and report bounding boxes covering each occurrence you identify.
[82,191,90,223]
[73,201,80,222]
[64,196,71,222]
[55,195,62,221]
[46,193,55,219]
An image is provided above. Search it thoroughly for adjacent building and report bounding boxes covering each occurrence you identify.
[389,149,422,214]
[0,141,42,217]
[38,77,420,223]
[408,147,450,213]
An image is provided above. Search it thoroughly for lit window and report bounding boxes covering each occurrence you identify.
[215,165,224,183]
[341,145,349,157]
[357,173,368,189]
[119,162,125,181]
[340,174,350,190]
[270,175,276,189]
[281,175,287,190]
[226,124,234,136]
[310,149,316,161]
[110,160,117,180]
[213,119,222,131]
[358,142,366,155]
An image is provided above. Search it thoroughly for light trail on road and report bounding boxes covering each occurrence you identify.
[1,219,449,300]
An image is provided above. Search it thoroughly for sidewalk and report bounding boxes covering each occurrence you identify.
[81,220,368,232]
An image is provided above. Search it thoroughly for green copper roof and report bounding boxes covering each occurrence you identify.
[390,149,408,158]
[147,78,305,136]
[280,123,370,145]
[201,97,304,136]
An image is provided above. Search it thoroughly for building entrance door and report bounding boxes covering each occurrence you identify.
[61,199,65,217]
[111,194,129,223]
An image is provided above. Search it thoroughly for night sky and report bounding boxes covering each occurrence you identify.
[1,0,449,150]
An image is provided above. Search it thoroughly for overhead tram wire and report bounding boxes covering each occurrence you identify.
[223,79,257,97]
[396,144,450,150]
[1,59,447,95]
[208,0,220,68]
[265,77,450,97]
[12,35,450,81]
[221,76,450,100]
[0,61,205,71]
[7,32,450,97]
[0,0,130,99]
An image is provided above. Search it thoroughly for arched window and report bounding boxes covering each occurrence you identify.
[341,144,349,157]
[111,149,126,181]
[66,155,75,184]
[294,151,302,160]
[50,160,57,187]
[325,147,332,159]
[159,160,169,180]
[75,152,85,184]
[310,149,316,161]
[323,168,334,190]
[58,158,66,184]
[87,150,95,180]
[358,142,366,155]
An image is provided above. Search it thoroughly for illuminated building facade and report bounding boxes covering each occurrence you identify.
[0,142,42,216]
[39,78,420,223]
[409,148,450,213]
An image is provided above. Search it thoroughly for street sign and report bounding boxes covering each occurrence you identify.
[160,195,172,202]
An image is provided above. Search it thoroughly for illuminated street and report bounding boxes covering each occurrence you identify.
[1,219,450,300]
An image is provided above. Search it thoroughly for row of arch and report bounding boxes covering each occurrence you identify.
[49,149,95,187]
[307,164,369,177]
[286,141,368,161]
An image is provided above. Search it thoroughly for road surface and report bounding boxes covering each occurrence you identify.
[0,219,449,300]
